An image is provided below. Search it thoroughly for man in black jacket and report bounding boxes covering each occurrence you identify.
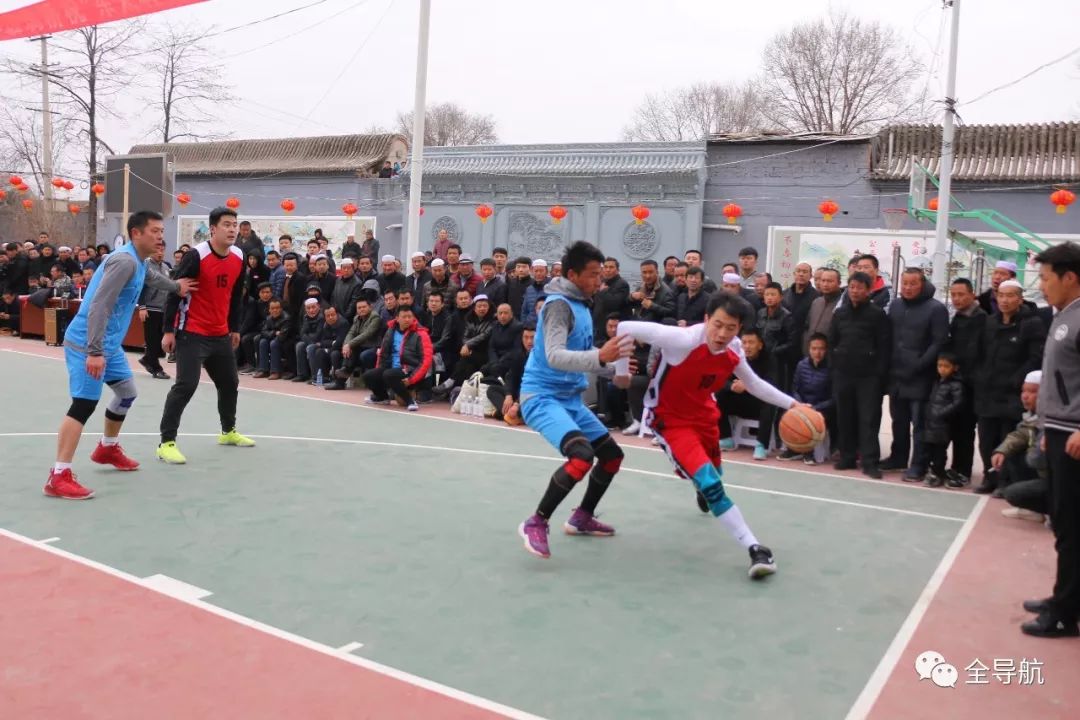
[944,278,987,483]
[829,272,891,478]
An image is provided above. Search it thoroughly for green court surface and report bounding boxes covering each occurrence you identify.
[0,349,979,719]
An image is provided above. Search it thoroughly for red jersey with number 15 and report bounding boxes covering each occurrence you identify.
[174,241,245,336]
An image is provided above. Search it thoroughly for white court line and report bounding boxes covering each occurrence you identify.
[0,346,954,496]
[843,495,990,720]
[0,526,546,720]
[338,641,365,653]
[142,573,213,601]
[0,432,966,522]
[38,537,60,544]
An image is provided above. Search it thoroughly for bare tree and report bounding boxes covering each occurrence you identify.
[142,22,232,143]
[622,81,764,141]
[0,102,71,197]
[395,102,498,146]
[760,12,924,134]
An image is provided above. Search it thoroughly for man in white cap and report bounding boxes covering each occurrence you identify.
[340,233,362,261]
[1020,241,1080,637]
[978,260,1018,314]
[522,259,550,322]
[330,257,363,322]
[406,251,431,297]
[992,370,1047,520]
[451,254,481,297]
[377,253,406,295]
[423,258,451,307]
[972,278,1047,494]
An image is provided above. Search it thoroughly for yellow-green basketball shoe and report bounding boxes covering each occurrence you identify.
[156,441,187,464]
[218,429,255,447]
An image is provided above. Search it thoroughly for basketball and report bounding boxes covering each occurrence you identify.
[778,406,826,453]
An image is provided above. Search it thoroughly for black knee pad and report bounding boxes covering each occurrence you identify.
[66,398,99,425]
[560,431,595,465]
[591,434,624,478]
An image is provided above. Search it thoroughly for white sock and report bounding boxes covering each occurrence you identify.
[101,435,119,446]
[53,461,72,472]
[717,504,759,549]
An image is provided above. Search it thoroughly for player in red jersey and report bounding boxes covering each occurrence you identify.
[616,292,807,579]
[157,206,253,464]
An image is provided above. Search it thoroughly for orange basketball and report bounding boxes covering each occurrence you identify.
[779,406,826,453]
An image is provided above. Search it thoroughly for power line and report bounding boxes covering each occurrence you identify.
[962,42,1080,106]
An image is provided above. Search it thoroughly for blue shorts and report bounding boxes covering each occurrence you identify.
[65,346,132,400]
[522,394,609,451]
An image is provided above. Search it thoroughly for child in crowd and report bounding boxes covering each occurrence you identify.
[922,352,967,487]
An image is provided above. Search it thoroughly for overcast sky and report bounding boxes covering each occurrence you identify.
[1,0,1078,172]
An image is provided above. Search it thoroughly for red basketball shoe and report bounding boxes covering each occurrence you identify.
[44,468,95,500]
[90,441,140,471]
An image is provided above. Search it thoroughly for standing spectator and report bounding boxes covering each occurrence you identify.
[802,268,841,354]
[492,247,509,280]
[628,259,675,323]
[592,257,631,340]
[432,228,452,260]
[737,247,759,290]
[359,229,380,264]
[3,243,30,294]
[243,252,270,301]
[973,279,1047,494]
[944,278,987,484]
[882,269,949,481]
[1022,242,1080,638]
[978,260,1018,315]
[340,234,362,260]
[505,257,532,318]
[445,244,462,276]
[450,255,482,297]
[922,353,967,487]
[855,254,891,309]
[781,262,819,357]
[137,244,173,379]
[829,272,891,478]
[756,282,795,377]
[675,267,708,326]
[477,258,507,307]
[683,250,717,293]
[364,305,433,411]
[406,252,432,298]
[237,221,263,262]
[661,256,679,288]
[330,258,363,321]
[521,259,551,322]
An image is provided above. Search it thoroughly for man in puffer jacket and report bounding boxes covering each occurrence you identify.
[363,304,433,411]
[783,332,834,463]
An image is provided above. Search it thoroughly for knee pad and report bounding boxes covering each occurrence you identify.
[104,378,137,420]
[592,435,624,475]
[558,432,595,485]
[66,398,99,425]
[693,463,733,516]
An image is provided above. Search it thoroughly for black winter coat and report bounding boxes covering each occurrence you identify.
[828,300,891,380]
[974,306,1047,418]
[887,281,949,400]
[945,306,987,386]
[924,375,966,444]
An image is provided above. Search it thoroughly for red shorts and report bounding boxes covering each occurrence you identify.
[652,418,721,479]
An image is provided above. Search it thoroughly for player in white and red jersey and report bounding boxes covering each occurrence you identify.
[616,292,806,579]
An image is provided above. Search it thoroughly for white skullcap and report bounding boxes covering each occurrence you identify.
[381,254,396,263]
[411,251,426,259]
[58,246,71,252]
[339,257,355,265]
[995,260,1018,273]
[312,253,327,261]
[998,279,1024,293]
[430,258,445,268]
[532,259,548,268]
[552,261,562,267]
[1025,370,1042,384]
[304,298,319,306]
[722,272,741,284]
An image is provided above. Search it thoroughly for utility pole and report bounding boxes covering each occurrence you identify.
[30,35,55,205]
[930,0,960,299]
[405,0,431,259]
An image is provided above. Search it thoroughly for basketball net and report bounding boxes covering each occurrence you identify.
[883,209,907,233]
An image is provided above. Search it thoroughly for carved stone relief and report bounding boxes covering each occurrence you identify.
[431,216,460,243]
[507,211,565,261]
[622,221,659,260]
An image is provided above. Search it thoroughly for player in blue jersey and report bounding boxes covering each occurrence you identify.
[518,241,635,558]
[45,211,196,499]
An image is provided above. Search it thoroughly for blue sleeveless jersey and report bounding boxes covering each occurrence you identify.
[65,243,147,354]
[521,293,595,397]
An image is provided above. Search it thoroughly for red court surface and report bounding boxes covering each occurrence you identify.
[0,532,538,720]
[863,501,1080,719]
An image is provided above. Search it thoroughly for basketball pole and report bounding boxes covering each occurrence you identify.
[931,0,961,299]
[404,0,431,260]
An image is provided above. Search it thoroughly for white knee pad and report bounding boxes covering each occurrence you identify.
[106,377,138,417]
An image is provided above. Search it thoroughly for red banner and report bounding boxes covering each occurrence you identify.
[0,0,208,41]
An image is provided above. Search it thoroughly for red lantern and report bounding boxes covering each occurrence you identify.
[342,202,358,219]
[1050,188,1076,215]
[928,197,939,211]
[722,203,743,225]
[68,203,80,215]
[549,205,567,224]
[17,183,29,193]
[62,180,74,191]
[51,177,64,189]
[22,198,33,211]
[280,198,296,214]
[818,200,839,222]
[225,196,240,210]
[475,204,493,224]
[419,206,425,216]
[0,189,6,202]
[91,183,105,198]
[176,192,191,207]
[631,204,650,225]
[8,175,21,187]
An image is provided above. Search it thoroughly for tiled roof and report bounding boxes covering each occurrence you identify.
[409,142,705,177]
[129,133,408,176]
[871,123,1080,182]
[708,130,873,144]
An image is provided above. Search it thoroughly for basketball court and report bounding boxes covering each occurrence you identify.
[1,338,1077,719]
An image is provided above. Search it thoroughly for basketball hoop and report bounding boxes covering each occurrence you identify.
[883,208,907,232]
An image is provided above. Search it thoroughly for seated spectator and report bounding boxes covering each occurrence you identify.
[782,333,834,464]
[921,352,967,487]
[328,297,383,389]
[253,299,293,379]
[432,294,494,397]
[715,328,780,460]
[290,298,324,382]
[307,305,349,384]
[377,289,398,322]
[487,303,522,365]
[420,291,455,382]
[0,287,20,335]
[483,321,536,425]
[396,288,419,315]
[994,371,1048,522]
[364,305,432,411]
[238,282,273,373]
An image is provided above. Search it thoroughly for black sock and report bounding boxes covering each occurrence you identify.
[536,467,576,519]
[579,469,613,515]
